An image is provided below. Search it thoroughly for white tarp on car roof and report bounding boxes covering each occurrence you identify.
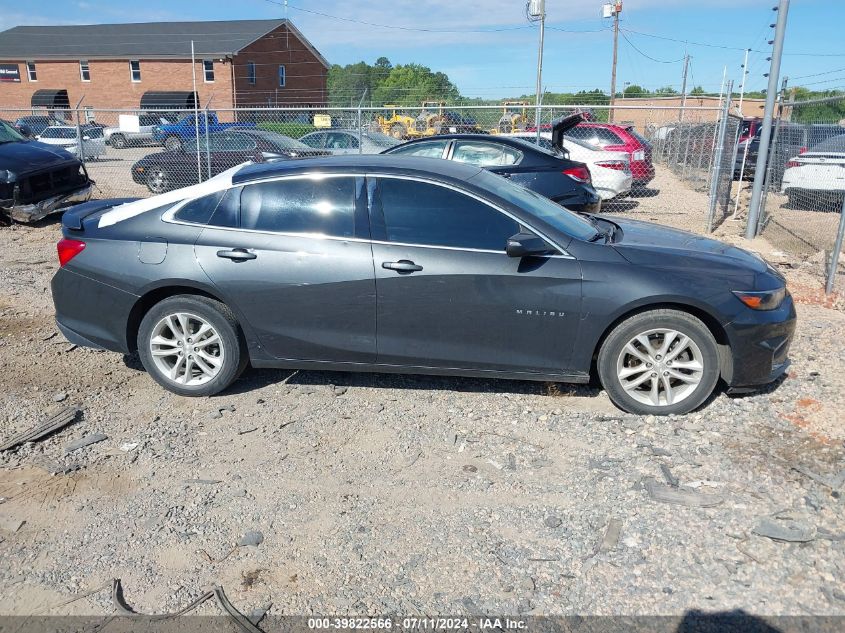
[97,163,248,228]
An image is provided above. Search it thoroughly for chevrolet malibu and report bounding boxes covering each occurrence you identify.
[51,156,795,415]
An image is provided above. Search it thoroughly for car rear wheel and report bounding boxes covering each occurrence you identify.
[146,167,171,194]
[111,134,127,149]
[137,295,248,397]
[597,309,720,416]
[164,136,182,151]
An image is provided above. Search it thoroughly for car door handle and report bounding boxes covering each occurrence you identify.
[382,260,423,272]
[216,248,257,261]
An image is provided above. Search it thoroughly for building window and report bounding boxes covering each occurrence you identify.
[129,60,141,82]
[84,106,95,122]
[247,61,256,85]
[79,60,90,82]
[278,64,285,88]
[26,61,36,81]
[203,59,214,83]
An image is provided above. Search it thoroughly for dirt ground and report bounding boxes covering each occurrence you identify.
[1,166,844,620]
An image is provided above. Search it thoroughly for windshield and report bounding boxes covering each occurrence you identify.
[0,120,25,143]
[40,127,76,139]
[469,170,599,242]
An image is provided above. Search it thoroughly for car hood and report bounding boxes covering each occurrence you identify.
[0,140,80,177]
[551,113,584,151]
[606,216,768,273]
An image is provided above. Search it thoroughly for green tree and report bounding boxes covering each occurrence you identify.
[371,63,459,106]
[623,84,647,98]
[690,86,705,96]
[654,86,679,96]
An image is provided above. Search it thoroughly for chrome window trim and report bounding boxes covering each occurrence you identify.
[160,170,573,259]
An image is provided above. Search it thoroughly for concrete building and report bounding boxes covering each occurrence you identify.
[612,95,771,133]
[0,19,328,114]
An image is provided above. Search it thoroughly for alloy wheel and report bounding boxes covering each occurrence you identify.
[146,169,169,194]
[615,328,704,407]
[149,312,225,386]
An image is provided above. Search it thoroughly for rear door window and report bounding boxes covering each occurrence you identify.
[239,177,357,237]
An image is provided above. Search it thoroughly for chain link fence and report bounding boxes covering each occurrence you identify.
[753,96,845,292]
[2,102,731,228]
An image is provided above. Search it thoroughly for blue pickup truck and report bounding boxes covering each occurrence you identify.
[153,112,256,151]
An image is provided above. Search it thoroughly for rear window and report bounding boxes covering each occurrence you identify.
[239,176,356,237]
[567,125,623,147]
[173,190,225,224]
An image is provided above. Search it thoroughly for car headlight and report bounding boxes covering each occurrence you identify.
[732,287,786,310]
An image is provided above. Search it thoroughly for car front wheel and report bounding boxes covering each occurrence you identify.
[137,295,248,397]
[598,309,720,415]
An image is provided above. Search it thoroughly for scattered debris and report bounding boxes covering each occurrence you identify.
[0,406,82,451]
[238,530,265,547]
[598,518,623,553]
[238,427,259,435]
[753,518,816,543]
[660,464,679,488]
[651,446,672,457]
[331,385,348,396]
[644,478,725,507]
[790,462,845,490]
[65,433,108,454]
[111,578,263,632]
[461,464,477,473]
[0,516,25,534]
[119,442,139,452]
[52,391,68,402]
[544,516,563,528]
[184,479,222,485]
[32,457,81,475]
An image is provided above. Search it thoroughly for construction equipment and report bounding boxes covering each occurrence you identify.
[492,101,531,134]
[371,105,418,140]
[413,101,447,136]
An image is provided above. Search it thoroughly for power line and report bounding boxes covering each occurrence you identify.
[620,30,686,64]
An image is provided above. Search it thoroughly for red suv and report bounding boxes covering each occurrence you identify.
[566,123,655,186]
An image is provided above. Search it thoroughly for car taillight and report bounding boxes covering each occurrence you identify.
[595,160,627,171]
[632,149,645,161]
[563,165,592,183]
[786,160,800,168]
[799,146,807,154]
[57,238,86,267]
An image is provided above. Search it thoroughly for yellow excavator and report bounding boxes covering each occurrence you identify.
[372,105,418,140]
[492,101,531,134]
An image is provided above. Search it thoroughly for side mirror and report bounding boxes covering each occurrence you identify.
[506,231,554,258]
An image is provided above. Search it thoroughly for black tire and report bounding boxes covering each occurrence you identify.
[111,134,127,149]
[597,309,720,416]
[145,167,172,194]
[137,295,248,397]
[164,135,182,152]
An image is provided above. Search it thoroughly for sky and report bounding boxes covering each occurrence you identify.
[2,0,844,99]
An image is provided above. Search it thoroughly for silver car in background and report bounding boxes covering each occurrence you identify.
[103,113,176,149]
[298,128,400,154]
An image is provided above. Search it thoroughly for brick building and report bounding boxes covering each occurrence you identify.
[0,19,328,114]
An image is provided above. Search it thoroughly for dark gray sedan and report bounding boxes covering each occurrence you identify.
[51,156,795,415]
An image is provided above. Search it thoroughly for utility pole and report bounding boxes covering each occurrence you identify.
[528,0,546,141]
[746,0,790,240]
[738,48,750,114]
[604,2,622,122]
[679,53,690,121]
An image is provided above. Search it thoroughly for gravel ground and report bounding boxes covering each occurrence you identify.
[1,166,844,619]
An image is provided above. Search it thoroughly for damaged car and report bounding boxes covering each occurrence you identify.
[0,119,92,223]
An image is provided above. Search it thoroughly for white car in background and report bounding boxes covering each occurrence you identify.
[298,128,400,154]
[506,132,632,200]
[37,125,106,160]
[781,134,845,207]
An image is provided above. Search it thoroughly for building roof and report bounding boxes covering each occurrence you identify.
[0,19,329,67]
